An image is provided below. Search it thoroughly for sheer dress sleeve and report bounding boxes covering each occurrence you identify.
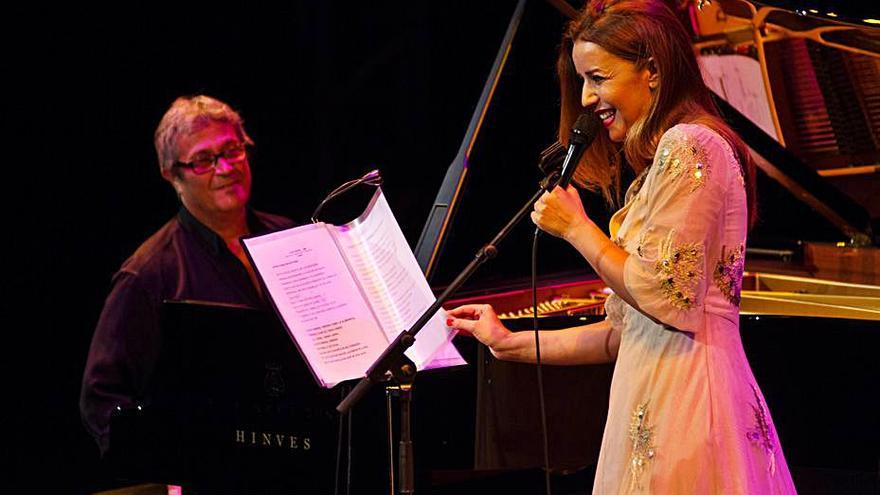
[622,124,741,333]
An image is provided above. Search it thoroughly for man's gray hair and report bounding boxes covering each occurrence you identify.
[154,95,253,174]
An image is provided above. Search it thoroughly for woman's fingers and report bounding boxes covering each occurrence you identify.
[448,316,477,334]
[446,304,499,338]
[446,304,486,319]
[446,306,476,336]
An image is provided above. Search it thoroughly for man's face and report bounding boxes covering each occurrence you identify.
[164,121,252,224]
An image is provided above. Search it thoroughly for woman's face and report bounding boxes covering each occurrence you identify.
[571,40,655,142]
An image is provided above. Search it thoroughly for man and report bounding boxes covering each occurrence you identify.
[80,95,294,454]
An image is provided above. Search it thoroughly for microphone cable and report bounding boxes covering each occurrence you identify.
[531,230,553,495]
[528,113,598,495]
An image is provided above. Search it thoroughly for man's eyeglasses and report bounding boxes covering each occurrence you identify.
[174,142,248,175]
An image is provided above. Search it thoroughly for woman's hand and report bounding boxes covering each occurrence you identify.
[531,185,591,241]
[446,304,511,355]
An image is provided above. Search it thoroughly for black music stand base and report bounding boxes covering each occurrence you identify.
[386,375,416,495]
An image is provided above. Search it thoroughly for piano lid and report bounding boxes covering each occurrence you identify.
[418,1,630,291]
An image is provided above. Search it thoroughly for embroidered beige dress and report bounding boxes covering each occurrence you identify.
[594,124,797,494]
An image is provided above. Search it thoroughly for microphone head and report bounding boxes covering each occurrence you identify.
[556,113,600,189]
[569,113,600,146]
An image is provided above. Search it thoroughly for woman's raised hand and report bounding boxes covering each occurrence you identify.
[531,184,591,240]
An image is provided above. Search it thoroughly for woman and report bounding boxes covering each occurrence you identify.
[447,0,797,492]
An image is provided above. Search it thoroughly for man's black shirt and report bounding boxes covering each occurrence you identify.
[80,207,294,453]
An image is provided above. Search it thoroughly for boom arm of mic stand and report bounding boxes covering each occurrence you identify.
[336,172,559,414]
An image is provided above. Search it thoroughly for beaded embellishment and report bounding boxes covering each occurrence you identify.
[713,244,745,306]
[628,402,656,492]
[655,232,704,310]
[746,384,777,475]
[655,129,711,192]
[627,168,650,203]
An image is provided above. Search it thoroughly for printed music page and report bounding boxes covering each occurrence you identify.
[698,54,780,142]
[242,223,390,388]
[332,189,465,369]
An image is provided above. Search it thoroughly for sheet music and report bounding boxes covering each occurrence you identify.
[242,224,390,387]
[699,54,780,142]
[243,189,465,388]
[333,191,464,368]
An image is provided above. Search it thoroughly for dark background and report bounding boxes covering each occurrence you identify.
[6,1,878,493]
[7,2,583,493]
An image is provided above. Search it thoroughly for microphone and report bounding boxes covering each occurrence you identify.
[555,113,600,189]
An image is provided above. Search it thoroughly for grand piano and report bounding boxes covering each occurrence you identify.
[106,1,880,493]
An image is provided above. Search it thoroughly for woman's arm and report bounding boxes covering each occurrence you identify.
[447,304,620,365]
[532,185,641,307]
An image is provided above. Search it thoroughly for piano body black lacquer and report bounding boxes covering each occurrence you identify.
[106,301,341,493]
[106,1,880,493]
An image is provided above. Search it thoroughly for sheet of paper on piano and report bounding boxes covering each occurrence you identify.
[242,188,466,388]
[699,53,781,142]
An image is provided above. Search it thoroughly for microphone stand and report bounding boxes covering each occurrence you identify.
[337,170,561,494]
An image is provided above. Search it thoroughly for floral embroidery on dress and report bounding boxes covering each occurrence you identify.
[626,168,650,204]
[655,232,704,310]
[656,146,672,170]
[636,229,650,258]
[746,384,777,475]
[691,158,709,190]
[714,244,745,306]
[655,129,711,191]
[628,402,656,492]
